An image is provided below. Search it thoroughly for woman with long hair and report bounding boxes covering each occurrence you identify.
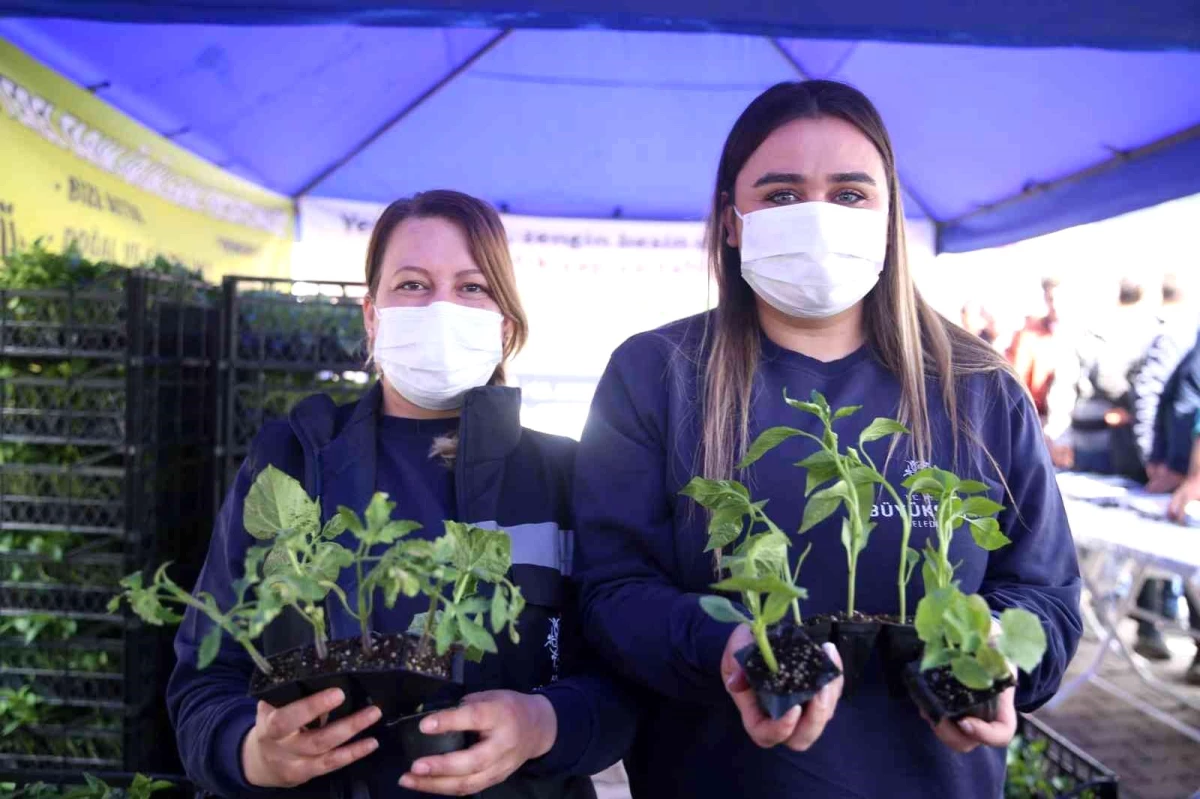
[573,81,1082,797]
[168,190,636,798]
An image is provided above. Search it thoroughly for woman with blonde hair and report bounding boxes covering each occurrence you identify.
[168,190,636,798]
[573,81,1082,797]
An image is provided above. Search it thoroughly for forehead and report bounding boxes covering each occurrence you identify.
[738,116,886,181]
[382,216,477,274]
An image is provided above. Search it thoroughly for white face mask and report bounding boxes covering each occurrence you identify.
[735,201,887,319]
[372,302,504,411]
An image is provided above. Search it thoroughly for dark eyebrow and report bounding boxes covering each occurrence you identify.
[830,171,877,186]
[753,171,804,187]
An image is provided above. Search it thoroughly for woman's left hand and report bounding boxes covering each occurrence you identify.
[924,684,1017,753]
[399,690,557,796]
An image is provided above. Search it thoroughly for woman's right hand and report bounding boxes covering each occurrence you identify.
[241,688,382,788]
[720,625,844,751]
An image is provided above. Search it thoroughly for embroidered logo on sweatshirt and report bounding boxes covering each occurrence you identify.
[545,616,561,682]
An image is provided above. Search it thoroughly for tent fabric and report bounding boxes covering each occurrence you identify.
[1,12,1198,252]
[0,0,1198,52]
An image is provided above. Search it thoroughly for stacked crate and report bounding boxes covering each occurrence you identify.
[0,261,218,777]
[214,277,369,505]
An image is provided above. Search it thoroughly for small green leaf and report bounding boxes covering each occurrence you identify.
[337,506,365,537]
[699,595,751,624]
[435,612,458,655]
[736,531,789,580]
[458,616,498,654]
[377,520,423,546]
[198,625,223,669]
[958,479,990,494]
[858,417,909,444]
[833,405,863,420]
[976,645,1011,680]
[680,477,750,509]
[969,517,1012,551]
[322,512,348,540]
[491,586,509,633]
[800,482,846,533]
[997,608,1048,672]
[711,575,804,599]
[704,504,746,552]
[244,465,319,540]
[920,638,953,670]
[951,655,995,690]
[964,496,1004,517]
[795,450,840,496]
[365,492,396,534]
[762,590,793,626]
[903,547,922,585]
[738,426,807,469]
[783,392,823,417]
[965,593,994,640]
[915,589,951,643]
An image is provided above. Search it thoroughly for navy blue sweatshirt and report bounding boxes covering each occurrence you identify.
[167,384,638,799]
[573,313,1082,799]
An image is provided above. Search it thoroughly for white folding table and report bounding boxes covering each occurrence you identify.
[1047,489,1200,744]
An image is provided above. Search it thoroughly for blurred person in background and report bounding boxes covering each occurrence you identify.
[1131,274,1198,661]
[960,300,997,345]
[1058,278,1159,479]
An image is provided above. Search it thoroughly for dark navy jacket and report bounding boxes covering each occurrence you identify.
[166,383,637,799]
[1152,331,1200,474]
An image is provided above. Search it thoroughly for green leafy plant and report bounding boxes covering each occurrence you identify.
[410,522,525,663]
[737,390,912,617]
[681,477,809,673]
[903,467,1010,593]
[1005,735,1095,799]
[0,686,42,735]
[0,614,78,645]
[0,773,173,799]
[916,584,1047,691]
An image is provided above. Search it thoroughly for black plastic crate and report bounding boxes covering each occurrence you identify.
[216,277,370,505]
[0,769,192,797]
[1010,714,1119,798]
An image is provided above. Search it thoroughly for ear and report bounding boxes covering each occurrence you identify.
[362,295,377,346]
[721,194,740,249]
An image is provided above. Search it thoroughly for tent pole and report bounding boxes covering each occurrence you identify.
[766,37,943,229]
[293,28,512,197]
[942,122,1200,227]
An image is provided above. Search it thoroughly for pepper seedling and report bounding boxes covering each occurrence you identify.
[738,389,913,618]
[915,584,1046,691]
[902,466,1010,593]
[681,477,810,673]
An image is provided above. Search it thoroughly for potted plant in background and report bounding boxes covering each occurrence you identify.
[681,477,840,720]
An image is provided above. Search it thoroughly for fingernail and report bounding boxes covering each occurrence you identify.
[366,737,379,753]
[958,720,974,736]
[366,706,382,723]
[327,689,345,707]
[420,716,438,733]
[399,776,415,789]
[787,705,802,723]
[412,762,431,776]
[822,642,838,660]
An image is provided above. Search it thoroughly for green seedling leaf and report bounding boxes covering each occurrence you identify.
[699,595,751,624]
[435,611,458,655]
[951,655,994,690]
[800,482,846,533]
[378,520,422,546]
[782,392,823,417]
[198,626,223,669]
[968,517,1012,551]
[859,417,908,444]
[365,492,397,535]
[244,465,319,540]
[679,477,749,509]
[903,547,922,586]
[762,589,795,626]
[337,506,366,537]
[711,574,805,599]
[976,645,1011,680]
[915,588,952,642]
[322,512,348,540]
[833,405,863,420]
[739,426,808,469]
[491,586,510,632]
[963,496,1004,517]
[735,531,789,580]
[795,450,839,495]
[958,479,990,494]
[458,616,498,655]
[705,504,746,552]
[920,638,953,670]
[997,608,1048,673]
[965,593,994,640]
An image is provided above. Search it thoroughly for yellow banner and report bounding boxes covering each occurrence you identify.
[0,37,293,281]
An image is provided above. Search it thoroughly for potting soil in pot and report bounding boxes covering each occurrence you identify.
[908,664,1015,724]
[737,625,841,720]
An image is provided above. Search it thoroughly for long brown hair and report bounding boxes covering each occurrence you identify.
[701,81,1011,483]
[364,189,529,385]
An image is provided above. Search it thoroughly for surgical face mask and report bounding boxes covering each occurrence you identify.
[735,201,887,319]
[372,301,503,411]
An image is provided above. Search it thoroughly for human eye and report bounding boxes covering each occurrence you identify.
[833,189,867,205]
[766,189,801,205]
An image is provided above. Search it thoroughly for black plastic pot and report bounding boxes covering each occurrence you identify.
[248,639,465,725]
[879,622,923,700]
[734,626,841,721]
[392,708,475,773]
[832,618,881,699]
[903,662,1012,724]
[802,615,833,647]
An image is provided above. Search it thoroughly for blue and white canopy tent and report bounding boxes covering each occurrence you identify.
[0,0,1197,252]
